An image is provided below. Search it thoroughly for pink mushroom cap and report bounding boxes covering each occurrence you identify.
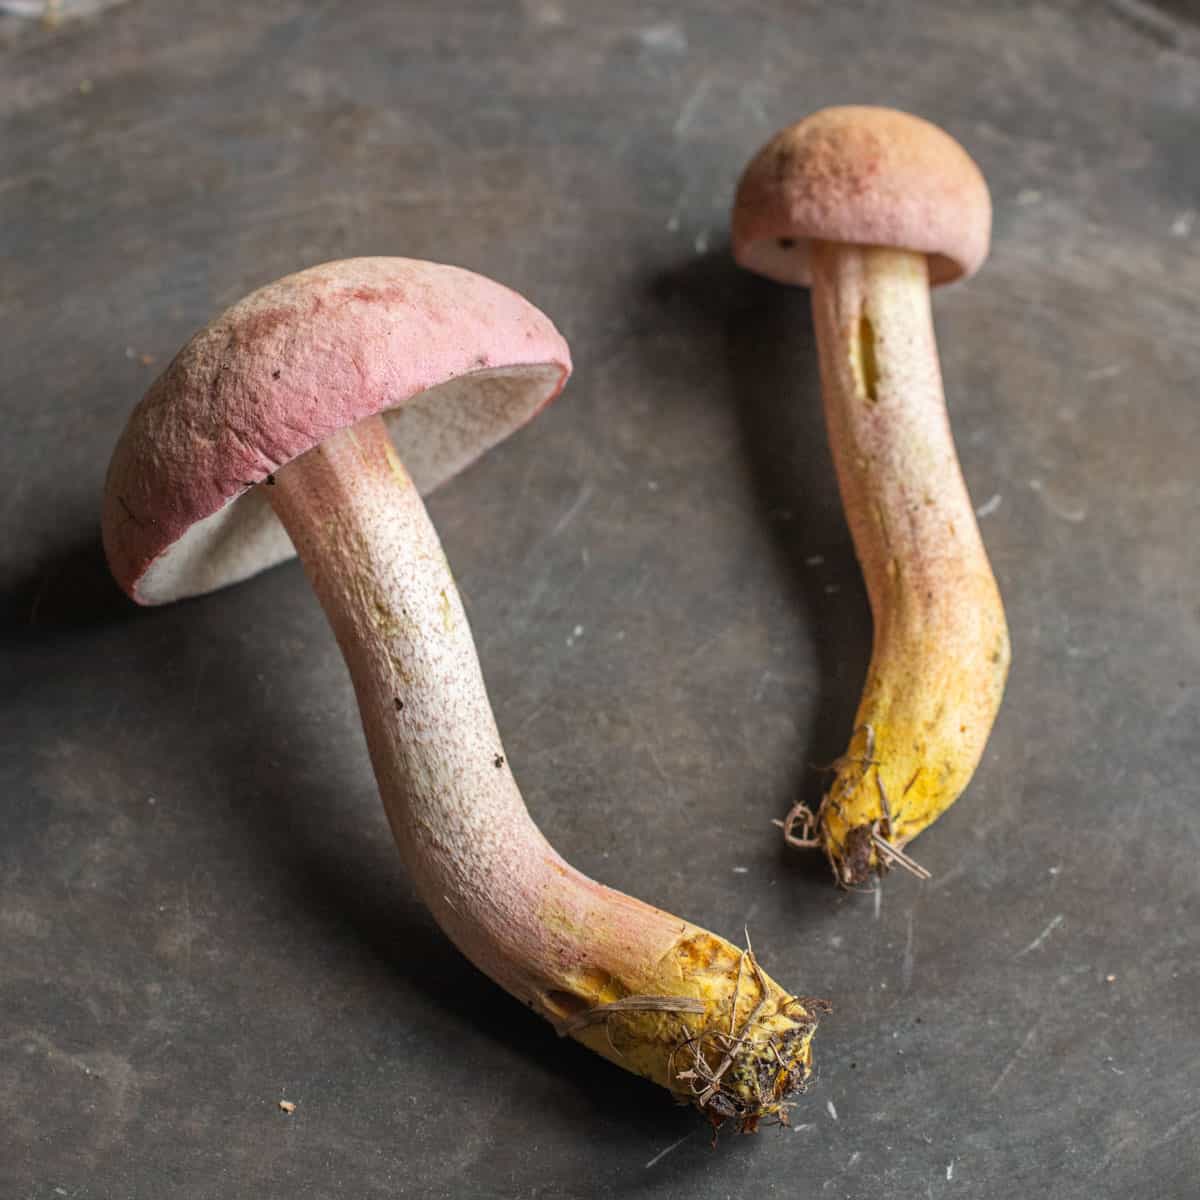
[732,106,992,288]
[102,258,571,605]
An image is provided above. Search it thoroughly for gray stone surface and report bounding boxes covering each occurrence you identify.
[2,2,1197,1197]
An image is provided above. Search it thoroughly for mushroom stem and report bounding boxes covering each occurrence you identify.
[267,412,822,1128]
[798,242,1010,885]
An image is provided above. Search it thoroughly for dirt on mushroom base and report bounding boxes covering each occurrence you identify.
[556,932,828,1134]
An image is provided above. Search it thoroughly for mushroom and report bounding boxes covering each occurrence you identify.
[732,108,1011,886]
[102,258,824,1129]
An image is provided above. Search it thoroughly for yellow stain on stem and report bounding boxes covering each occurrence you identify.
[541,928,821,1129]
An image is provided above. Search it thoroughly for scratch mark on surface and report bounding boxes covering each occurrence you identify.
[550,484,593,537]
[8,1031,138,1156]
[682,623,730,668]
[988,1019,1043,1094]
[664,178,692,231]
[933,857,971,890]
[738,80,768,123]
[182,881,194,976]
[514,702,548,737]
[1107,0,1200,50]
[627,567,652,602]
[902,906,916,992]
[673,76,712,137]
[1014,913,1063,958]
[643,742,678,805]
[1029,478,1087,523]
[645,1132,690,1167]
[975,493,1002,518]
[638,23,688,55]
[1147,1108,1200,1151]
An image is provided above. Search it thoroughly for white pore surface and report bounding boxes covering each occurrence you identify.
[138,364,560,604]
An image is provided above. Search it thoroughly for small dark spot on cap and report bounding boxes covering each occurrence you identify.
[265,474,276,486]
[850,1062,857,1069]
[493,754,504,769]
[394,698,404,711]
[271,369,281,380]
[778,237,797,250]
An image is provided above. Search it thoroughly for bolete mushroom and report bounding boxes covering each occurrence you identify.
[732,108,1011,886]
[102,258,824,1129]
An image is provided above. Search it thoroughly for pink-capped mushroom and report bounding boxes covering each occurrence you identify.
[732,108,1011,886]
[102,258,825,1130]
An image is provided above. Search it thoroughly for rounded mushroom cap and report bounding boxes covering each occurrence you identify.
[103,258,571,605]
[731,106,991,287]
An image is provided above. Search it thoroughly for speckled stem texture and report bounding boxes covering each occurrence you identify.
[806,243,1010,886]
[269,414,823,1129]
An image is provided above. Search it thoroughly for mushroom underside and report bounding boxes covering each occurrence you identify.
[138,364,560,604]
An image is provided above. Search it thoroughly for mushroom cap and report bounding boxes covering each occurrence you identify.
[731,106,991,287]
[103,258,571,605]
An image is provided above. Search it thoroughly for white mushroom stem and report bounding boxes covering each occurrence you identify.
[267,412,822,1125]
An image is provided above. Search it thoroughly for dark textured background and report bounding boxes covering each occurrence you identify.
[2,2,1198,1197]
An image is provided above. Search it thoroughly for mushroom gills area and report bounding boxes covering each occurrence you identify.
[798,242,1009,884]
[136,364,563,604]
[266,413,823,1126]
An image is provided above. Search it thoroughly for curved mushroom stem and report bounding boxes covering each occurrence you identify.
[268,413,823,1128]
[789,243,1010,886]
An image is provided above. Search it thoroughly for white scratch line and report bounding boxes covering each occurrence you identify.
[645,1133,689,1167]
[514,702,548,737]
[947,1159,955,1180]
[1014,913,1063,958]
[873,881,883,921]
[1028,479,1087,523]
[645,742,676,801]
[902,907,916,992]
[933,858,971,890]
[826,1099,838,1121]
[1108,0,1198,48]
[975,493,1002,519]
[739,81,768,123]
[673,76,712,137]
[1148,1109,1200,1151]
[988,1020,1041,1094]
[550,484,593,537]
[638,23,688,54]
[1085,363,1124,381]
